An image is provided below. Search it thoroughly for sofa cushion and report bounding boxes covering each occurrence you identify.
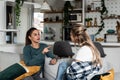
[93,42,106,58]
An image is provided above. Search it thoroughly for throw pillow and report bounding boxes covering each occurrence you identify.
[53,41,74,57]
[101,68,114,80]
[91,68,114,80]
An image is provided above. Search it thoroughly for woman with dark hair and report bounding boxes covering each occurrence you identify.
[23,27,57,79]
[0,27,57,80]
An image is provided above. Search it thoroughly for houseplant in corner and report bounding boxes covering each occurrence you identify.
[63,1,73,26]
[95,0,108,35]
[14,0,24,27]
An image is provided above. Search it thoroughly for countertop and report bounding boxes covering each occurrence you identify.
[40,41,120,47]
[0,41,120,47]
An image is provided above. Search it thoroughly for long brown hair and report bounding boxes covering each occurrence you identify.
[25,27,38,46]
[70,24,102,66]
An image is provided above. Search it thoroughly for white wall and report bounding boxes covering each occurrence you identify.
[0,44,24,53]
[16,7,30,44]
[16,3,34,44]
[103,47,120,73]
[0,1,6,44]
[0,44,24,71]
[86,0,120,40]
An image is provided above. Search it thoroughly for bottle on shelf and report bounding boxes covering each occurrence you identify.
[7,13,13,29]
[91,3,94,10]
[94,17,97,27]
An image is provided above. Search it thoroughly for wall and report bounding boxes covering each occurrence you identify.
[86,0,120,41]
[16,6,32,44]
[103,47,120,73]
[0,1,6,44]
[42,0,65,41]
[0,44,24,71]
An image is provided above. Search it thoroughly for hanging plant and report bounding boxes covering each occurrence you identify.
[63,1,73,26]
[14,0,24,27]
[95,0,108,35]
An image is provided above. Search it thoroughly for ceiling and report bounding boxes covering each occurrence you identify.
[33,0,65,11]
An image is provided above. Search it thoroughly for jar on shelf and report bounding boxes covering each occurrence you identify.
[87,5,91,11]
[91,3,94,10]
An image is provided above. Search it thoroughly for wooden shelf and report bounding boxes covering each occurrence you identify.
[103,16,120,19]
[0,29,18,32]
[41,21,63,23]
[86,10,101,13]
[44,11,63,13]
[68,21,82,23]
[86,25,101,28]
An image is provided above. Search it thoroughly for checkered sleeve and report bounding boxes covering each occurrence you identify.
[66,61,100,80]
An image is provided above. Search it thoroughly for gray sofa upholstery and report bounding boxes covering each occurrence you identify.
[0,50,120,80]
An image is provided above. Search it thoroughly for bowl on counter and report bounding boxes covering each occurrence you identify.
[107,29,115,34]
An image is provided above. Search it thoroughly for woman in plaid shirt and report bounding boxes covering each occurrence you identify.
[56,24,102,80]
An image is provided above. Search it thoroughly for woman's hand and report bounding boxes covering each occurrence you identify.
[42,46,51,54]
[49,58,57,65]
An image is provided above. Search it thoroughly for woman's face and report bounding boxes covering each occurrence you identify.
[29,30,40,43]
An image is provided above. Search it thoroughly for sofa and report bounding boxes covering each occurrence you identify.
[44,41,120,80]
[0,44,120,80]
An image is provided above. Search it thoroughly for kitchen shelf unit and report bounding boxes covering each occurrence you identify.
[63,0,85,41]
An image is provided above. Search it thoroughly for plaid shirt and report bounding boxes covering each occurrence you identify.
[66,61,100,80]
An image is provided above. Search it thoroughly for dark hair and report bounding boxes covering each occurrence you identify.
[25,27,37,46]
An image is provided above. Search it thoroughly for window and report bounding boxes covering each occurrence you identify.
[33,12,44,31]
[33,12,44,40]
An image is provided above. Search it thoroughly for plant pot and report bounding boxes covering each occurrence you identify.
[86,21,92,27]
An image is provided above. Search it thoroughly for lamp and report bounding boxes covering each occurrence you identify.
[40,0,51,12]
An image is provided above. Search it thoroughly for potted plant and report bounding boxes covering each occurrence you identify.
[63,1,73,26]
[95,0,108,35]
[85,18,93,27]
[14,0,24,27]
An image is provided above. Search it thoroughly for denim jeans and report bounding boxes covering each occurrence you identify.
[56,62,68,80]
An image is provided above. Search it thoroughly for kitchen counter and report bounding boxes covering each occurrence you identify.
[41,41,120,47]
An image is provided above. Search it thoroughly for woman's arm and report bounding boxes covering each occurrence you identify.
[42,44,57,64]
